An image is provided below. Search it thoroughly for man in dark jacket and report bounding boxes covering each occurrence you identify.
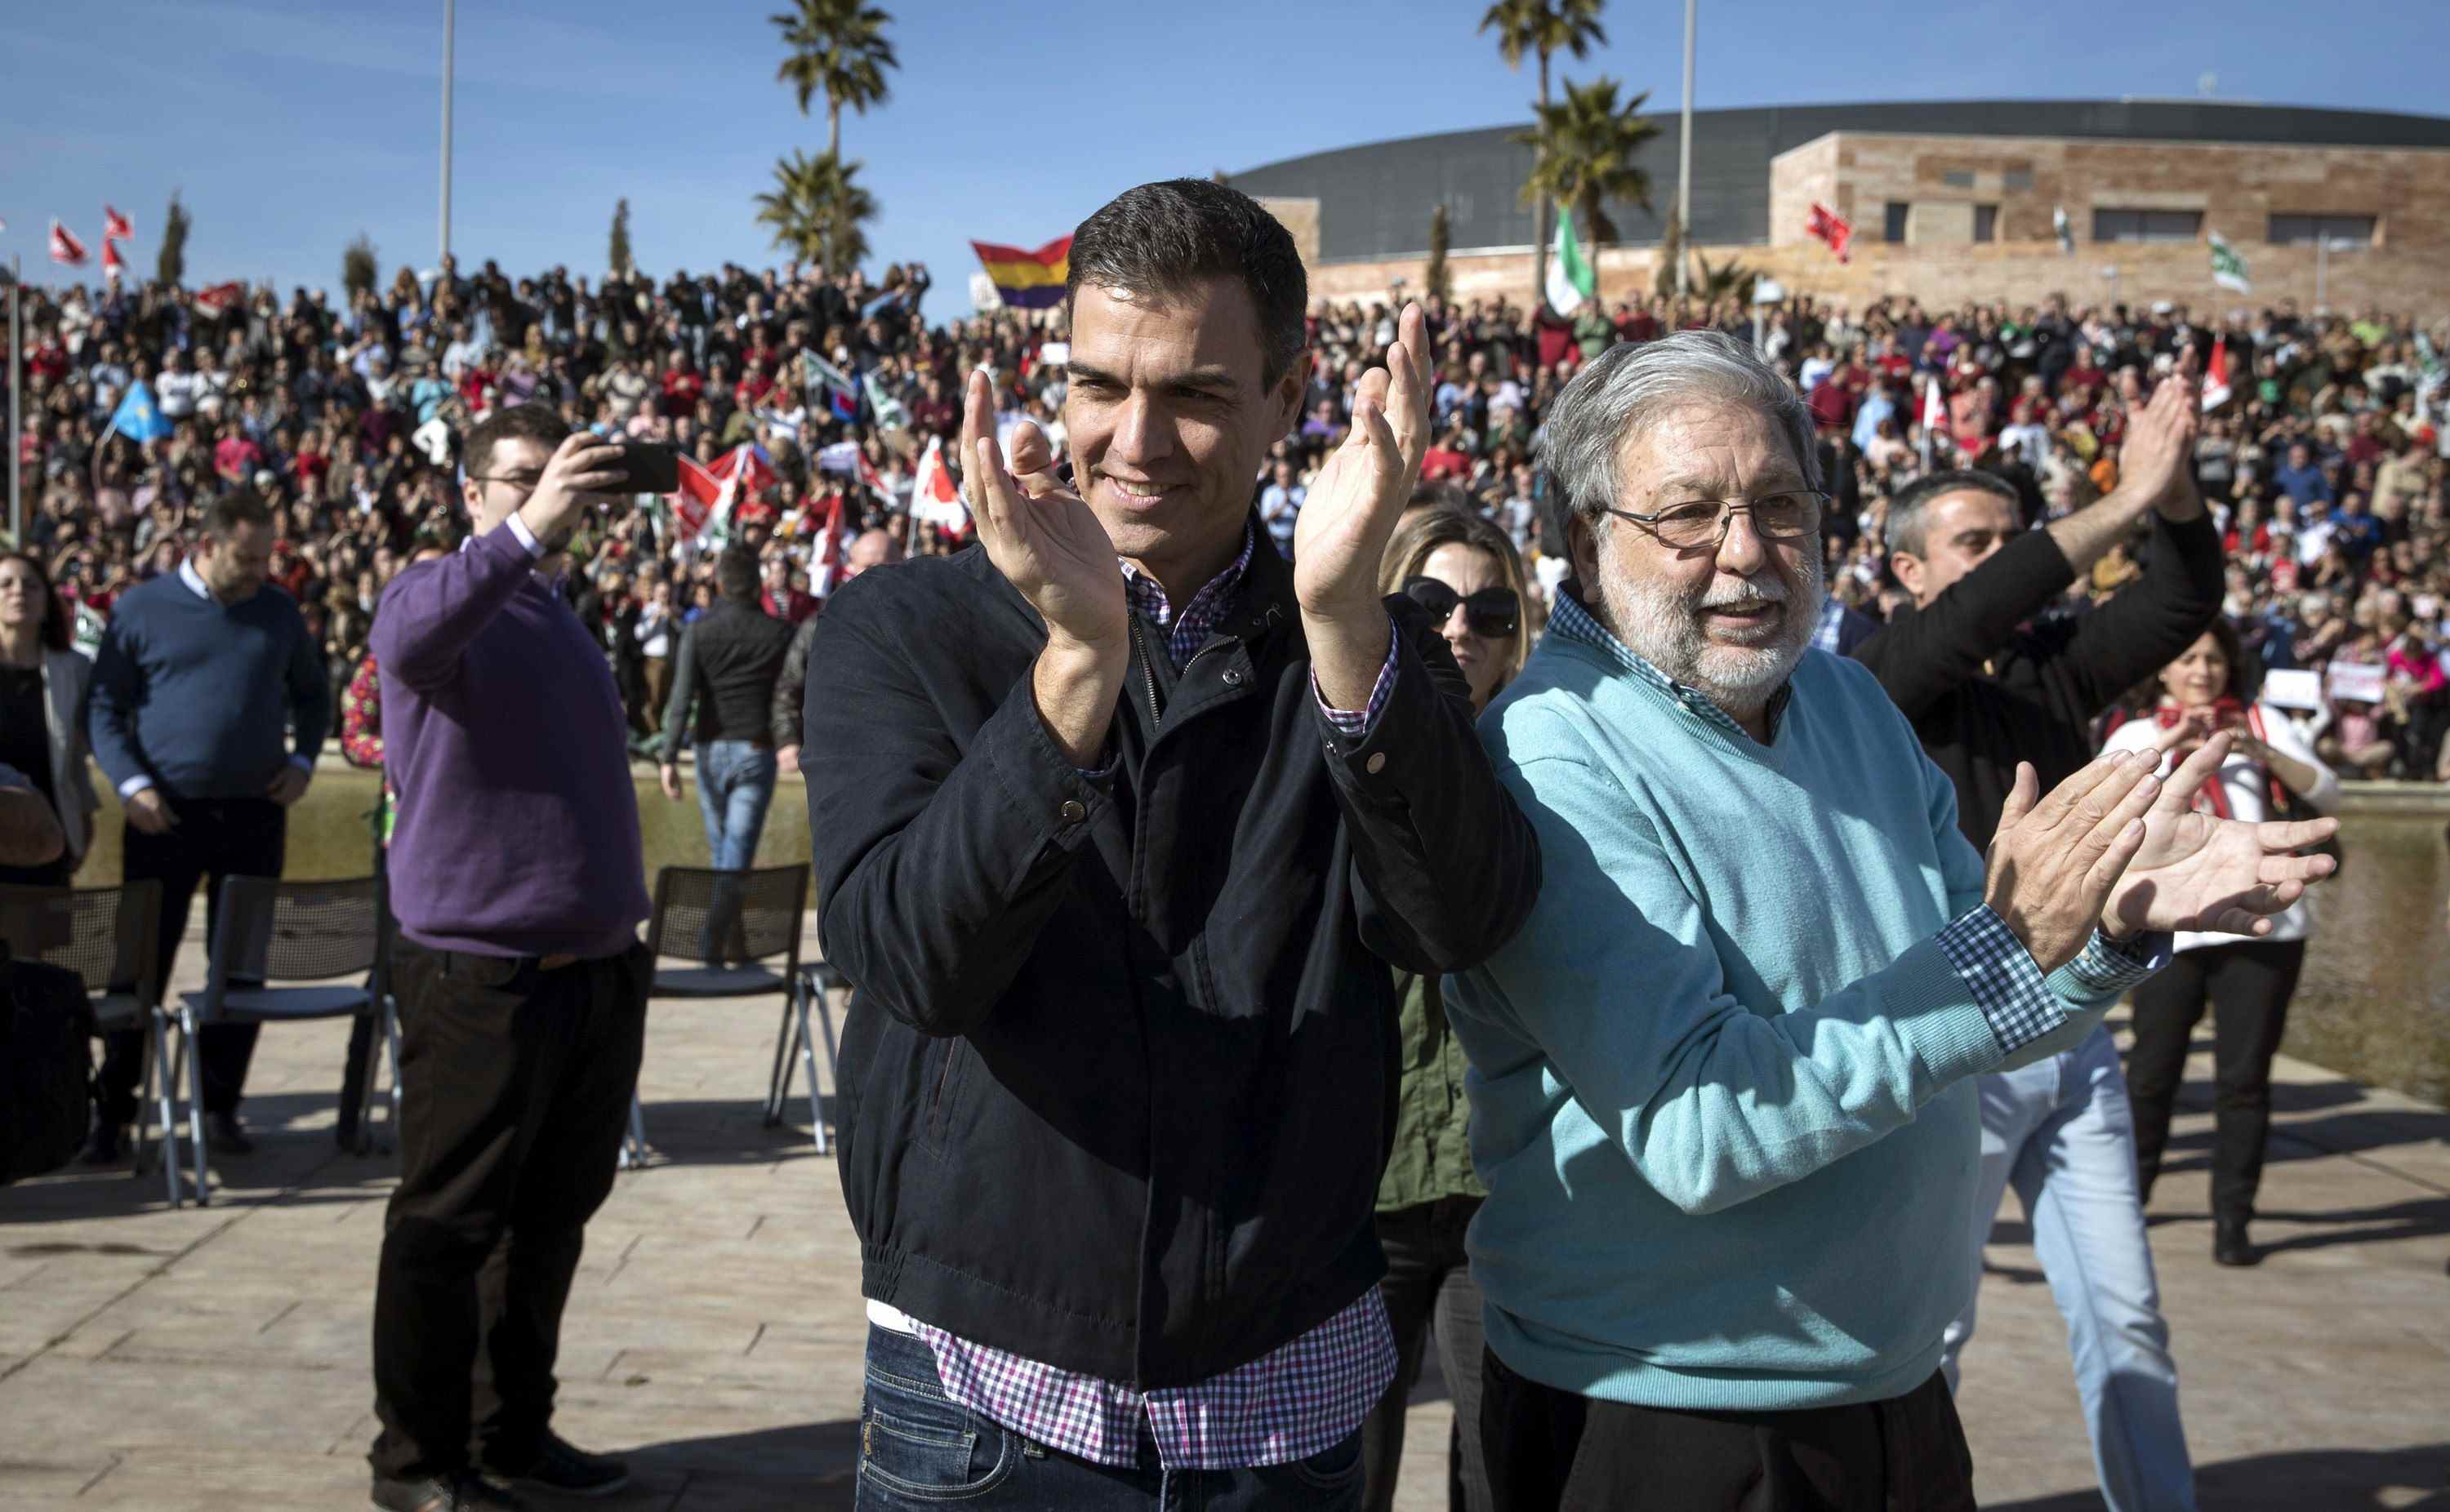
[800,180,1538,1506]
[659,548,795,962]
[1851,362,2221,1512]
[770,527,901,773]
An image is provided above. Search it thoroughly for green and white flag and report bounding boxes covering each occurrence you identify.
[2209,232,2251,294]
[2053,204,2074,256]
[1546,208,1596,316]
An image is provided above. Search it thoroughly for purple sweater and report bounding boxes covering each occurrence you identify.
[371,525,648,958]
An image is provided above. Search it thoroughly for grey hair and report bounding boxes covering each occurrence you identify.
[1535,330,1820,552]
[1883,469,2022,559]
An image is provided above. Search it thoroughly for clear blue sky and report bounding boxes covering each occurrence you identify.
[5,0,2443,314]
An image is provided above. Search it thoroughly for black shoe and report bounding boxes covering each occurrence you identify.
[207,1111,255,1155]
[2213,1217,2260,1267]
[482,1433,630,1498]
[81,1117,124,1165]
[370,1472,531,1512]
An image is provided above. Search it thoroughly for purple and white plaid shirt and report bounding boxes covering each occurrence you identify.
[880,530,1403,1470]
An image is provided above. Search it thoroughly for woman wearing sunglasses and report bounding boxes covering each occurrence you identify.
[1357,508,1531,1512]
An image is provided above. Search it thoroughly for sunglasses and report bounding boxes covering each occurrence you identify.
[1402,577,1521,638]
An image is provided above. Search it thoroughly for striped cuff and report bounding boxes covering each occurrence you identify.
[1936,905,2066,1057]
[2060,928,2170,997]
[1315,620,1401,738]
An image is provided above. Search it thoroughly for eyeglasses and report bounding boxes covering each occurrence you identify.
[466,472,543,491]
[1402,577,1521,638]
[1602,489,1828,550]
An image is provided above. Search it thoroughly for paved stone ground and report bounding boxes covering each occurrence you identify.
[2,921,2443,1511]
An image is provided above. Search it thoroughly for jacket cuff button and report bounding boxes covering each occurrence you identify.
[1058,799,1087,824]
[1365,753,1388,775]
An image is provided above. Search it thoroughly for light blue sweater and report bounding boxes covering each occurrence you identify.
[1448,598,2156,1412]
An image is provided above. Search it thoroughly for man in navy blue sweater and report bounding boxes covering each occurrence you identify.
[87,491,330,1161]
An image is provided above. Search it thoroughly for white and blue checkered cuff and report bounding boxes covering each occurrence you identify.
[2059,928,2170,998]
[1936,905,2065,1057]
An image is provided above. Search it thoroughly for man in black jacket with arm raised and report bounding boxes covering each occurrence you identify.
[800,180,1538,1509]
[1851,362,2222,1512]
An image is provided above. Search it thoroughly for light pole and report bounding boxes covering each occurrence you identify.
[1674,0,1696,298]
[7,255,19,547]
[439,0,456,266]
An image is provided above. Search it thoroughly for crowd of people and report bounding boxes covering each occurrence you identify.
[0,182,2430,1512]
[7,251,2449,782]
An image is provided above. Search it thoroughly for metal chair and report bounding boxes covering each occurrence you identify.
[0,881,176,1204]
[634,864,834,1163]
[175,876,387,1205]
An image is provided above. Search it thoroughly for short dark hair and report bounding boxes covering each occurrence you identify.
[1884,469,2022,558]
[463,402,572,481]
[201,491,274,541]
[1066,180,1307,386]
[715,548,760,601]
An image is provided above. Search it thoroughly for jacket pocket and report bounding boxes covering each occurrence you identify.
[922,1038,967,1157]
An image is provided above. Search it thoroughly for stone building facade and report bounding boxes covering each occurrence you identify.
[1229,100,2450,318]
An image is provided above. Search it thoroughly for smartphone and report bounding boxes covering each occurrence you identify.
[612,443,679,496]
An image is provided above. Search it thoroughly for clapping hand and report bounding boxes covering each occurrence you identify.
[1292,302,1432,623]
[960,369,1125,655]
[2115,351,2202,518]
[2104,732,2339,936]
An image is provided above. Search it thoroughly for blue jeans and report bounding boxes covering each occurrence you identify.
[693,740,777,963]
[854,1324,1365,1510]
[1940,1026,2197,1512]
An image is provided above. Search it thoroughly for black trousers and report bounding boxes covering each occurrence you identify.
[369,938,650,1481]
[1481,1351,1975,1512]
[96,796,287,1123]
[1361,1195,1492,1512]
[2125,937,2308,1223]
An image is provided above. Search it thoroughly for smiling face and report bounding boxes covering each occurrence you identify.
[2158,629,2234,709]
[1570,400,1824,729]
[1062,279,1304,594]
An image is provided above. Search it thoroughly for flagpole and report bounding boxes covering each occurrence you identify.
[7,254,20,547]
[439,0,456,266]
[1674,0,1696,300]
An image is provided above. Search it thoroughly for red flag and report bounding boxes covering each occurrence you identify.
[2201,336,2231,412]
[709,442,777,498]
[101,240,125,284]
[193,280,243,314]
[908,436,968,536]
[1806,201,1853,265]
[103,204,133,241]
[47,220,88,266]
[809,490,847,596]
[668,453,726,538]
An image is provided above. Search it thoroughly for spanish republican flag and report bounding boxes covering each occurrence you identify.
[970,235,1071,310]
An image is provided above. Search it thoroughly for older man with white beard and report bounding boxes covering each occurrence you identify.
[1444,332,2337,1512]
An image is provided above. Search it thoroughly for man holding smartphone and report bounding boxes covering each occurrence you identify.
[366,404,653,1512]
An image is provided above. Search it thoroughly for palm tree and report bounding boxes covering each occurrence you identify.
[754,150,877,277]
[1520,77,1658,256]
[771,0,898,159]
[1688,250,1759,305]
[1481,0,1607,300]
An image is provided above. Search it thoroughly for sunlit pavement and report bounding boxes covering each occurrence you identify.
[2,921,2443,1511]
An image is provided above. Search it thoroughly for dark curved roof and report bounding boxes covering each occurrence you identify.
[1226,99,2450,261]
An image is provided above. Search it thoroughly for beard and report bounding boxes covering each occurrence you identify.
[1595,547,1826,723]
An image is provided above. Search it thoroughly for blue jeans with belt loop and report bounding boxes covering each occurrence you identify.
[1940,1025,2197,1512]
